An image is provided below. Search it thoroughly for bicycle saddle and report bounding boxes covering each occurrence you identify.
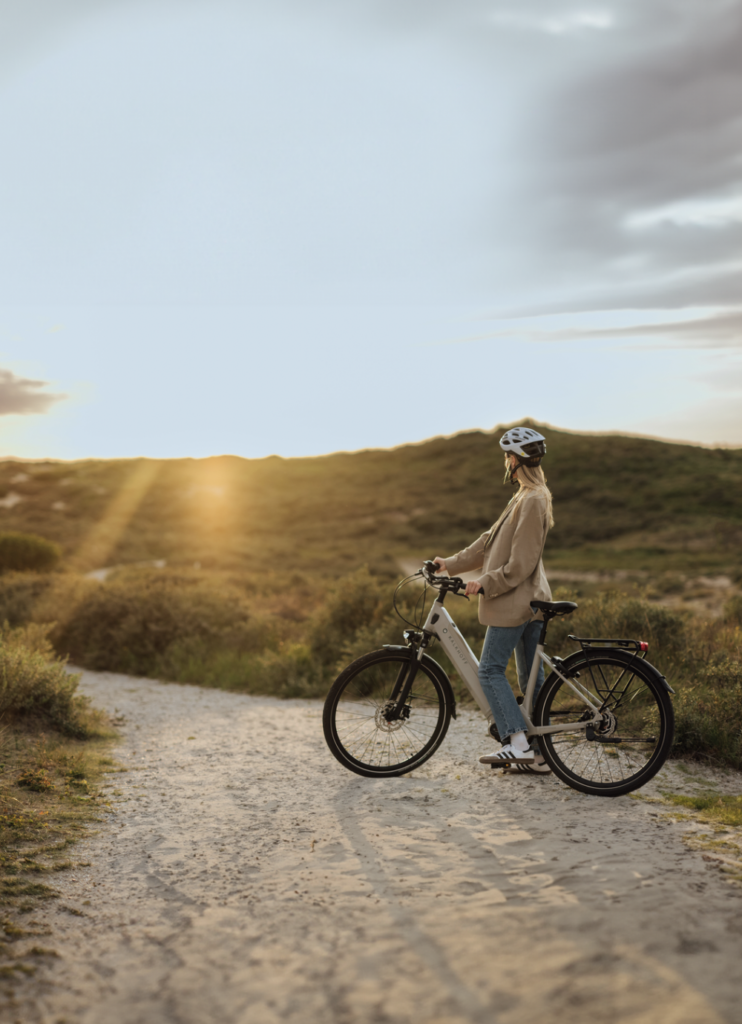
[530,600,578,616]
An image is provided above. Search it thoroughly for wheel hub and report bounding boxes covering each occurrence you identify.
[376,702,409,732]
[596,708,618,738]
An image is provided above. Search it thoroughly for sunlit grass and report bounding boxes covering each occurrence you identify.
[67,459,161,574]
[0,425,741,580]
[662,792,742,828]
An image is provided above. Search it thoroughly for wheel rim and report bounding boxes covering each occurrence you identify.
[539,658,669,789]
[332,656,445,770]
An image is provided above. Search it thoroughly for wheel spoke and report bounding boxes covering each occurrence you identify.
[536,656,672,795]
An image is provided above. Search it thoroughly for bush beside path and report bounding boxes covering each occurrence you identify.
[2,565,741,771]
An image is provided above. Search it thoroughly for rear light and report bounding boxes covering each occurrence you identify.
[639,641,649,651]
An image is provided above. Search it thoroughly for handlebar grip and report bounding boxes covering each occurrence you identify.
[423,559,439,574]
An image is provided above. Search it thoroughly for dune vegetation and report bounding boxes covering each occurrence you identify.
[0,423,740,579]
[0,562,739,771]
[0,423,740,770]
[0,625,115,968]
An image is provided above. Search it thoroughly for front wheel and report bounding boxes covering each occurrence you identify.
[323,648,452,778]
[533,653,674,797]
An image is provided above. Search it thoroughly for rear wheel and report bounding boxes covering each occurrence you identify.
[533,653,674,796]
[323,648,452,778]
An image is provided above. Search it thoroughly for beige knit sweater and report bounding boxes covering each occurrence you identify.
[444,490,552,627]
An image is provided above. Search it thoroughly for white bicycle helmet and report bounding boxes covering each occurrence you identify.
[499,427,546,464]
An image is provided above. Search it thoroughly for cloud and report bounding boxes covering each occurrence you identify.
[312,0,742,314]
[511,0,742,311]
[3,0,739,317]
[489,9,614,35]
[536,310,742,348]
[0,369,66,415]
[440,308,742,350]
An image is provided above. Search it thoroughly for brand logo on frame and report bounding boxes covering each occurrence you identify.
[441,627,469,666]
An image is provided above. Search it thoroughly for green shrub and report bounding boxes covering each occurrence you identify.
[152,639,315,696]
[723,595,742,626]
[305,567,390,667]
[694,653,742,689]
[673,683,742,771]
[49,571,262,677]
[0,627,97,737]
[16,768,53,792]
[336,613,406,667]
[0,533,60,573]
[248,644,324,698]
[0,571,54,626]
[547,591,688,667]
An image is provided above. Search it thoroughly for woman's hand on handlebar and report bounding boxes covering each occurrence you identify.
[464,580,483,596]
[432,557,447,574]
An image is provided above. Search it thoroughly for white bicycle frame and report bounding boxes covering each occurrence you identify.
[420,599,604,737]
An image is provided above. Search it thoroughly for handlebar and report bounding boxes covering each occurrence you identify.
[419,560,467,595]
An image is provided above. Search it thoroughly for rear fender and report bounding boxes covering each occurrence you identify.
[551,648,675,695]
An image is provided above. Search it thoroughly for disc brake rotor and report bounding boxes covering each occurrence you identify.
[375,702,409,732]
[596,708,618,738]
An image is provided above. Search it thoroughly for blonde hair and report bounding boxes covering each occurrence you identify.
[513,461,555,528]
[484,457,554,548]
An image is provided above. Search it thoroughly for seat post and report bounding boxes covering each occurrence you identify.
[531,600,578,644]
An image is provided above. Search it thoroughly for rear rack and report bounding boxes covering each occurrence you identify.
[566,636,651,700]
[568,636,648,655]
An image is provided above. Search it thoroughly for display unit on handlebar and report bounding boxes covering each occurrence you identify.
[322,561,675,797]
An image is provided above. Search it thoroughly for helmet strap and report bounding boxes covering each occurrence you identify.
[503,459,521,487]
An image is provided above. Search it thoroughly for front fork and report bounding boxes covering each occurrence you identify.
[384,631,426,721]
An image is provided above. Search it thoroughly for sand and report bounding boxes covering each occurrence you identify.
[6,669,742,1024]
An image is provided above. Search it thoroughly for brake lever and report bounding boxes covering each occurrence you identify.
[445,576,469,600]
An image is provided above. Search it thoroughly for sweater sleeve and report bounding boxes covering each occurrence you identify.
[477,496,548,599]
[444,532,488,576]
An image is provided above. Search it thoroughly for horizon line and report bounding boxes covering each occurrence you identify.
[1,419,740,464]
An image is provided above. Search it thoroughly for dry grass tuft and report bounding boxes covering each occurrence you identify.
[0,628,115,984]
[661,792,742,828]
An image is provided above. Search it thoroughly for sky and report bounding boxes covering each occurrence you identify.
[1,0,740,459]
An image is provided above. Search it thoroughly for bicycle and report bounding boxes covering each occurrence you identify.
[322,561,675,797]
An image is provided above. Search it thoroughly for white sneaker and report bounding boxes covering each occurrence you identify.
[479,743,535,764]
[503,761,552,775]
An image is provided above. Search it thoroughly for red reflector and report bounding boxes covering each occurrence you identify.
[639,641,649,651]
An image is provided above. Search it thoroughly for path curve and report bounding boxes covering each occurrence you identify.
[12,670,742,1024]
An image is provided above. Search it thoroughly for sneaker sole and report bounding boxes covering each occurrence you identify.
[479,755,535,764]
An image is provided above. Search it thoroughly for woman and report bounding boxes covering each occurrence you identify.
[433,427,554,770]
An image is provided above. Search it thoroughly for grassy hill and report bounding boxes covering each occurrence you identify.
[1,424,740,770]
[1,423,741,579]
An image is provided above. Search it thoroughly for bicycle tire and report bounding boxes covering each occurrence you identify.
[323,648,452,778]
[533,651,674,797]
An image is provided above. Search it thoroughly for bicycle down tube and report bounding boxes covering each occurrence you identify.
[422,601,603,737]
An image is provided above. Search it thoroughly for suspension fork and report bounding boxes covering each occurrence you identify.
[384,636,424,721]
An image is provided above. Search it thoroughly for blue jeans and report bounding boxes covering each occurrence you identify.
[479,620,544,745]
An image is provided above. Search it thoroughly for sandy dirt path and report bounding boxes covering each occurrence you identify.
[10,670,742,1024]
